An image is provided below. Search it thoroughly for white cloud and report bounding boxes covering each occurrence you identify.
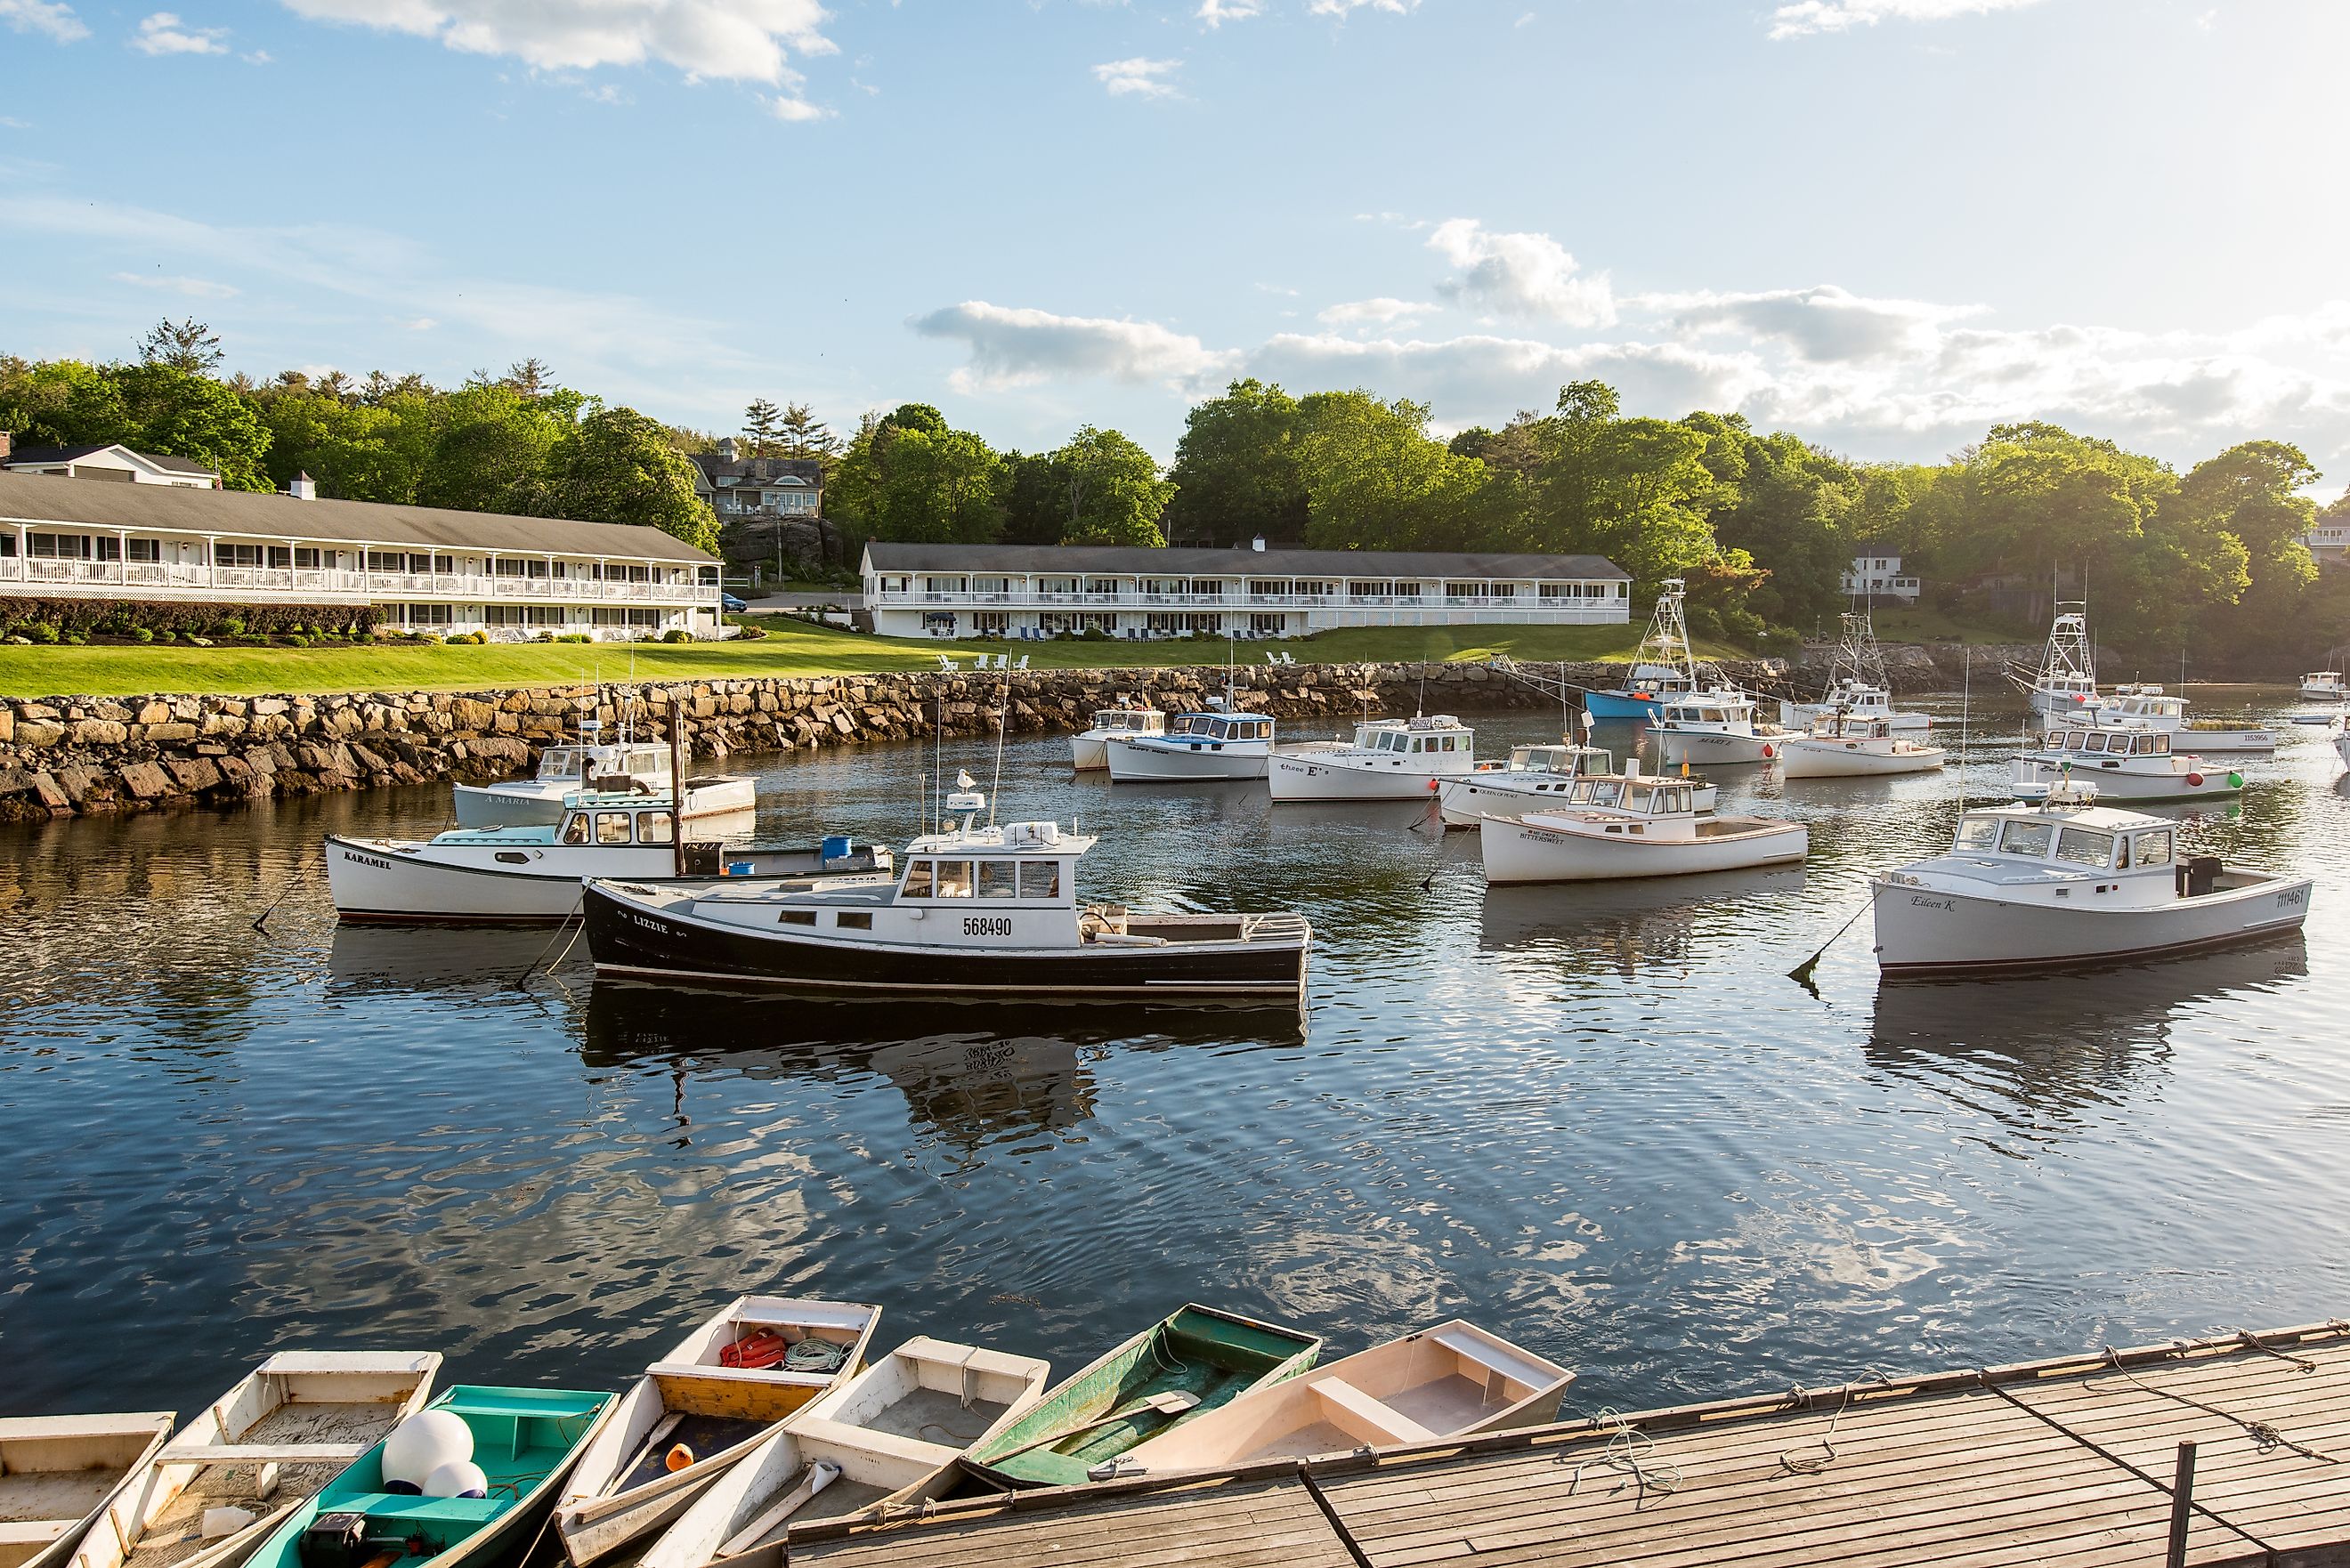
[1428,217,1615,327]
[1196,0,1260,25]
[404,317,437,330]
[244,46,271,61]
[276,0,832,85]
[109,270,238,297]
[1307,0,1416,15]
[131,11,228,53]
[1767,0,2047,41]
[910,301,1239,392]
[1317,297,1437,328]
[768,92,829,120]
[1640,283,1981,364]
[0,117,29,128]
[1092,56,1180,97]
[0,0,87,42]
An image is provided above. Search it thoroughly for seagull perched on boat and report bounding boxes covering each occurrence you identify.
[957,769,976,789]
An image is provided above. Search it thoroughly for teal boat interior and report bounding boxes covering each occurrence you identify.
[249,1386,611,1568]
[964,1305,1320,1489]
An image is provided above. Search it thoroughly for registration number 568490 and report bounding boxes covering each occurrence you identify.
[963,916,1014,937]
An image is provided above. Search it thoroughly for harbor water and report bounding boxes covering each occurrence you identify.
[5,691,2348,1421]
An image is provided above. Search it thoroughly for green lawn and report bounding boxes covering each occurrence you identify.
[0,619,1744,699]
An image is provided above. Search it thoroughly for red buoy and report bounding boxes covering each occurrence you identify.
[1761,744,1774,758]
[2186,772,2205,787]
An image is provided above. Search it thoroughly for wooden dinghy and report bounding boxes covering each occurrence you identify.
[244,1386,614,1568]
[1118,1320,1570,1473]
[640,1336,1049,1568]
[0,1415,174,1568]
[73,1353,441,1568]
[553,1298,879,1567]
[956,1305,1321,1491]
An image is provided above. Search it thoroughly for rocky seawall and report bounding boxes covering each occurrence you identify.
[0,657,1799,822]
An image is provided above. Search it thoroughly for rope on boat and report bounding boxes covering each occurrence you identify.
[251,860,312,932]
[1553,1409,1682,1506]
[513,895,588,989]
[2090,1347,2342,1465]
[785,1338,850,1374]
[1773,1370,1895,1476]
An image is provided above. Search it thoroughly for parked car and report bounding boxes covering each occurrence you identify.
[721,593,748,612]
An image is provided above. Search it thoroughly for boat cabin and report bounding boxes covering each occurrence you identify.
[1161,712,1273,746]
[1354,715,1472,756]
[1660,699,1754,727]
[557,799,678,845]
[2038,728,2173,759]
[1811,712,1894,740]
[1948,809,2177,876]
[895,820,1085,909]
[1089,707,1165,736]
[1554,778,1698,818]
[1495,743,1609,776]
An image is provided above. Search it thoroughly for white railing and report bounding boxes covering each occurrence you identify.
[0,557,717,604]
[871,586,1619,610]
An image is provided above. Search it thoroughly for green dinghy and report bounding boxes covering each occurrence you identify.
[246,1386,615,1568]
[959,1305,1320,1490]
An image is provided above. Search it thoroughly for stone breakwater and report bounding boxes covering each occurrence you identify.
[0,658,1781,822]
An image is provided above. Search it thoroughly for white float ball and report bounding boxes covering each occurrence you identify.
[421,1460,489,1500]
[383,1410,474,1490]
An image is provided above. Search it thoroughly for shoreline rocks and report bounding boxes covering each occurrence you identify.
[0,657,1803,822]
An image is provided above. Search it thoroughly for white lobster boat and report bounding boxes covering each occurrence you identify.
[1478,776,1806,884]
[2299,668,2346,703]
[1268,715,1476,801]
[2012,728,2243,804]
[1871,789,2313,976]
[80,1354,442,1568]
[2009,603,2099,715]
[582,790,1311,998]
[1103,709,1275,782]
[326,796,889,924]
[554,1298,880,1567]
[2336,719,2350,771]
[2050,687,2276,755]
[1780,613,1932,732]
[1777,713,1948,779]
[1069,706,1164,772]
[1655,693,1795,767]
[1438,745,1715,828]
[640,1336,1050,1565]
[452,721,756,828]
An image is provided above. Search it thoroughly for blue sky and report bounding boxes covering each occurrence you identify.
[4,0,2347,483]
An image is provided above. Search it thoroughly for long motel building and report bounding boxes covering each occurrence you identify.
[0,459,725,641]
[861,541,1633,641]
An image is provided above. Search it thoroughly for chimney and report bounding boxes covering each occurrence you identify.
[717,437,739,461]
[1251,536,1266,553]
[288,472,317,501]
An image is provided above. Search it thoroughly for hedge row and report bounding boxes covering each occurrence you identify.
[0,598,382,634]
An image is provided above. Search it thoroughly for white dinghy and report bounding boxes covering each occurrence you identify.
[1268,715,1476,802]
[1479,775,1806,884]
[78,1354,441,1568]
[554,1298,879,1567]
[1655,692,1795,767]
[1777,713,1947,780]
[1069,706,1164,772]
[1117,1321,1569,1475]
[2012,728,2242,804]
[0,1416,174,1568]
[637,1337,1049,1568]
[1872,788,2313,976]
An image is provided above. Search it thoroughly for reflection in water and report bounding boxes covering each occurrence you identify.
[6,697,2350,1423]
[1866,935,2311,1121]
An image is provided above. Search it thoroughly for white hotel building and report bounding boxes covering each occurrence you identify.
[0,453,724,640]
[862,541,1632,641]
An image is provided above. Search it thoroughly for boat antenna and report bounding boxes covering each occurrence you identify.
[1958,645,1972,804]
[933,693,945,837]
[1416,659,1428,719]
[987,661,1011,827]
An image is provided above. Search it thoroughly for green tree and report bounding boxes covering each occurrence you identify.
[829,407,1005,543]
[1162,379,1309,546]
[0,356,134,448]
[137,317,223,376]
[1049,425,1173,546]
[778,402,838,465]
[1292,390,1511,552]
[1528,380,1718,586]
[109,362,273,490]
[531,406,719,552]
[416,383,577,513]
[742,399,782,457]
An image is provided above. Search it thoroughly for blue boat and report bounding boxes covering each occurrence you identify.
[246,1386,615,1568]
[1584,578,1714,722]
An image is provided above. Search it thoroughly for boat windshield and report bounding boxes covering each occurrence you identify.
[2054,827,2114,868]
[539,748,585,780]
[2131,828,2175,866]
[1952,817,2002,852]
[1998,820,2056,857]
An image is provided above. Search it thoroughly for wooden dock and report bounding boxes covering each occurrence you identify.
[785,1320,2350,1568]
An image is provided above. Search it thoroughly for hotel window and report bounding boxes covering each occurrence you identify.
[93,537,123,562]
[0,536,12,556]
[628,609,661,628]
[126,538,160,563]
[434,554,455,573]
[1348,582,1391,598]
[1446,582,1490,598]
[366,550,406,572]
[266,546,293,570]
[483,605,528,626]
[294,547,323,570]
[1251,613,1284,636]
[1390,581,1422,598]
[401,603,454,627]
[29,533,93,559]
[527,606,567,626]
[1084,578,1122,594]
[974,611,1009,635]
[215,543,264,568]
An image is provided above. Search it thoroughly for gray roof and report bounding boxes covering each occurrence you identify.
[862,542,1628,580]
[691,454,824,486]
[0,472,715,562]
[9,443,219,476]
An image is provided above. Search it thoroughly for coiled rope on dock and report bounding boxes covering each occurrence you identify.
[1773,1369,1897,1477]
[1554,1409,1682,1506]
[2092,1344,2342,1466]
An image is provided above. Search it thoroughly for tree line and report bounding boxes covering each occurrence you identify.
[5,319,2344,661]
